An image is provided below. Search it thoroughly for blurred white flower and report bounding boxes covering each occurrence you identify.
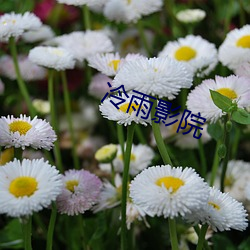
[0,55,47,81]
[176,9,206,23]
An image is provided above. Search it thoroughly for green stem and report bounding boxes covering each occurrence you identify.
[135,125,147,144]
[151,99,173,165]
[196,224,209,250]
[61,71,80,169]
[121,124,135,250]
[220,116,230,192]
[209,141,221,186]
[194,226,211,250]
[137,20,151,56]
[238,0,246,26]
[21,216,32,250]
[198,136,207,179]
[78,215,88,250]
[231,126,240,159]
[14,148,23,160]
[46,203,57,250]
[168,218,179,250]
[48,70,63,172]
[9,37,36,117]
[82,4,91,30]
[117,124,125,155]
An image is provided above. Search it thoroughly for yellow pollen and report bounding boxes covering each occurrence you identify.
[118,153,136,161]
[9,121,32,135]
[174,46,197,61]
[119,103,139,115]
[208,201,220,210]
[155,176,184,193]
[236,35,250,48]
[66,180,79,192]
[51,48,64,56]
[108,60,121,71]
[9,177,38,197]
[216,88,237,99]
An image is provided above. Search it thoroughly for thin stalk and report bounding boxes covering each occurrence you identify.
[21,216,32,250]
[168,218,179,250]
[78,215,88,250]
[220,116,230,192]
[196,224,209,250]
[14,148,23,160]
[238,0,246,26]
[82,4,91,30]
[121,124,135,250]
[198,136,207,179]
[61,71,80,169]
[209,141,221,186]
[231,126,240,159]
[48,70,63,172]
[9,37,36,117]
[135,125,147,144]
[46,203,57,250]
[111,161,116,185]
[151,99,172,165]
[194,226,211,250]
[117,124,125,155]
[137,20,151,56]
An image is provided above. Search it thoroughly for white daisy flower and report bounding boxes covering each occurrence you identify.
[0,55,47,81]
[186,187,248,232]
[56,0,105,7]
[187,75,250,123]
[130,165,209,218]
[0,158,62,217]
[51,31,114,62]
[0,12,41,42]
[235,62,250,78]
[158,35,218,77]
[88,73,113,99]
[213,160,250,202]
[245,184,250,201]
[176,9,206,23]
[125,201,148,230]
[99,144,155,176]
[100,92,152,126]
[22,24,55,43]
[88,52,145,76]
[93,174,122,212]
[28,46,75,71]
[104,0,163,23]
[0,114,57,150]
[113,57,193,99]
[218,25,250,70]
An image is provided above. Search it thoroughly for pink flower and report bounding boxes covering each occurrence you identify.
[56,169,102,215]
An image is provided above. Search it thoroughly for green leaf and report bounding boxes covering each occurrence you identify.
[209,90,234,112]
[232,109,250,124]
[238,237,250,250]
[0,219,23,249]
[207,122,223,141]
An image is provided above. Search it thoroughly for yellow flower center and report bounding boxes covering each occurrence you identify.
[9,177,38,197]
[208,201,220,210]
[119,103,139,115]
[174,46,197,61]
[9,121,32,135]
[51,48,64,56]
[108,60,121,72]
[127,0,132,4]
[216,88,237,99]
[3,19,16,25]
[66,180,79,192]
[0,148,14,166]
[155,176,184,193]
[236,35,250,48]
[118,153,136,161]
[224,176,234,187]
